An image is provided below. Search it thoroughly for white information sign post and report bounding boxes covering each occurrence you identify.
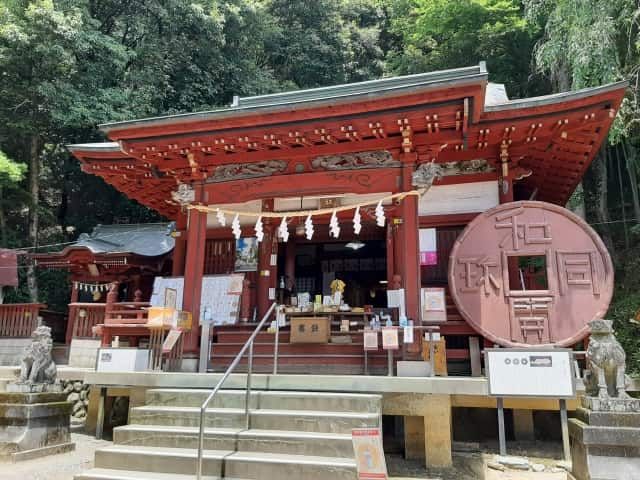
[485,348,575,460]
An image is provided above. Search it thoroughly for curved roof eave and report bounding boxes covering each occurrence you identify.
[484,81,628,113]
[98,66,488,135]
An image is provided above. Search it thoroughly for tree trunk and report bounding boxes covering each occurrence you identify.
[583,146,616,262]
[0,185,6,247]
[622,141,640,222]
[26,135,40,302]
[614,144,629,248]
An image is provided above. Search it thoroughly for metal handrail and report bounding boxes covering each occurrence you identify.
[196,302,277,480]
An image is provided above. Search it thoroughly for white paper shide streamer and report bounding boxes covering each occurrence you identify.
[329,210,340,238]
[254,216,264,242]
[304,214,314,240]
[375,200,385,227]
[278,216,290,242]
[231,214,241,240]
[353,206,362,235]
[216,208,226,227]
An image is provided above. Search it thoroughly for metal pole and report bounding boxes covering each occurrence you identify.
[195,302,275,480]
[387,348,393,377]
[497,397,506,456]
[245,341,254,430]
[559,399,571,462]
[196,404,206,480]
[273,310,280,375]
[428,329,435,377]
[364,349,369,376]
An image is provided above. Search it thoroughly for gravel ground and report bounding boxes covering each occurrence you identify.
[1,433,110,480]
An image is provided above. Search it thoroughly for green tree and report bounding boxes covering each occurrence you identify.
[385,0,542,98]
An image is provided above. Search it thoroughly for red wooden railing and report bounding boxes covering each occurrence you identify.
[67,303,106,341]
[104,302,150,325]
[0,303,46,337]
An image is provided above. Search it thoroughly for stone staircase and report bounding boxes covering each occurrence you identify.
[76,388,382,480]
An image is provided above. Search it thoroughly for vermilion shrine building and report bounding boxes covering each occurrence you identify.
[62,63,625,371]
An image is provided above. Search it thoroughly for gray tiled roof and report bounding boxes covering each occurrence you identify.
[99,64,488,132]
[72,223,175,257]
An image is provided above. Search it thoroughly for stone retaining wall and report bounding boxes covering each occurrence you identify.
[61,379,90,424]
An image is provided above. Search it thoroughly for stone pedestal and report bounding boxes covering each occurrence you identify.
[569,397,640,480]
[0,390,75,462]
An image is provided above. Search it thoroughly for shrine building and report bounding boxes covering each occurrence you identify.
[62,63,625,375]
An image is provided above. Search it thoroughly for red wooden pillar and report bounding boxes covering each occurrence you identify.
[182,198,208,352]
[256,200,278,319]
[172,212,188,276]
[400,154,421,323]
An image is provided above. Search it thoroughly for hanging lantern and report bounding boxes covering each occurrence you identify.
[231,214,241,240]
[329,210,340,238]
[304,214,314,240]
[216,208,226,227]
[375,200,385,227]
[278,216,290,242]
[254,216,264,242]
[353,206,362,235]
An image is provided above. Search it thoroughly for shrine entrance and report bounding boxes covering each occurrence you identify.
[277,224,387,309]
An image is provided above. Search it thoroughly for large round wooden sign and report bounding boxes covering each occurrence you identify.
[448,201,613,347]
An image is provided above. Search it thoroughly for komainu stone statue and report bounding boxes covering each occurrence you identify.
[17,325,57,387]
[584,319,629,400]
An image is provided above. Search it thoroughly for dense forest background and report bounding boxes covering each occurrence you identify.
[2,0,640,371]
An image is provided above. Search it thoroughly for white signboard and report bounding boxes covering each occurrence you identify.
[96,348,149,372]
[485,348,575,398]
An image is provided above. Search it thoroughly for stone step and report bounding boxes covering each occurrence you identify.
[75,468,220,480]
[145,388,382,413]
[129,406,245,429]
[94,445,232,476]
[569,418,640,447]
[90,447,356,480]
[129,405,379,433]
[113,425,239,451]
[250,409,379,433]
[225,451,357,480]
[574,406,640,428]
[113,424,355,457]
[238,429,354,457]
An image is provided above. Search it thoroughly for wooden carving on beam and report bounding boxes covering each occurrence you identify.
[311,150,400,170]
[440,159,495,176]
[208,160,287,183]
[171,183,195,206]
[412,162,444,189]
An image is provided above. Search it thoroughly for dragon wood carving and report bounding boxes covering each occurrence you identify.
[311,151,400,170]
[208,160,287,183]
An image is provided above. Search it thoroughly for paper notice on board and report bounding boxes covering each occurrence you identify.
[363,331,378,351]
[381,327,399,350]
[419,228,437,266]
[421,287,447,322]
[403,326,414,344]
[386,289,405,318]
